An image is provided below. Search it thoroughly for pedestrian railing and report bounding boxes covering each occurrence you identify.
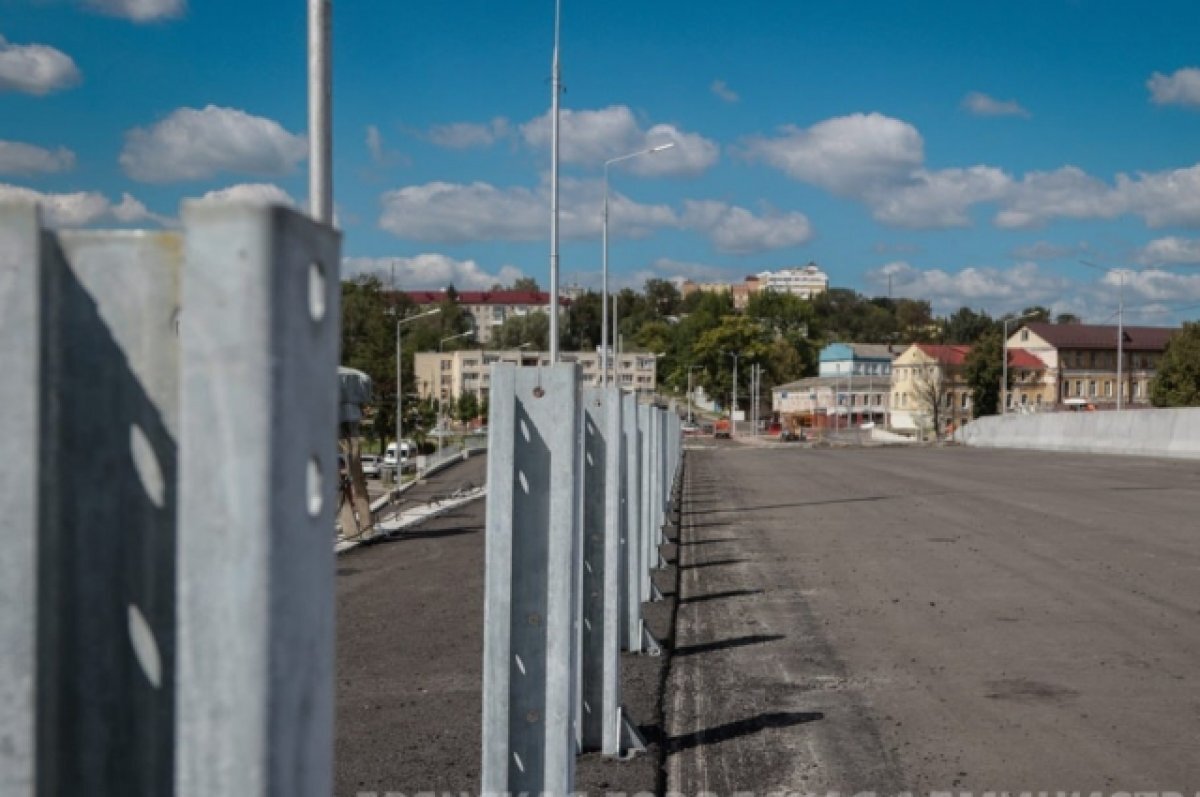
[0,201,341,797]
[481,363,683,795]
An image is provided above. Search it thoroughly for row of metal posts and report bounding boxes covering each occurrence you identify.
[481,363,683,796]
[0,201,341,797]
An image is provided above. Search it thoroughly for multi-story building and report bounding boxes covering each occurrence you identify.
[398,290,570,344]
[413,349,658,404]
[818,342,896,378]
[1009,322,1175,408]
[772,342,895,429]
[757,263,829,299]
[889,344,974,436]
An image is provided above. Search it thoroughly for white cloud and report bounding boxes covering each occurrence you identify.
[521,105,718,176]
[1117,267,1200,305]
[1147,67,1200,108]
[681,200,812,254]
[711,79,739,103]
[120,105,307,183]
[1137,236,1200,265]
[0,140,76,175]
[0,183,164,227]
[742,113,924,195]
[994,163,1200,230]
[342,254,525,291]
[378,177,677,243]
[365,124,406,168]
[648,257,737,283]
[0,35,81,95]
[197,182,297,207]
[82,0,185,21]
[867,260,1072,315]
[869,166,1011,228]
[961,91,1030,118]
[427,118,510,149]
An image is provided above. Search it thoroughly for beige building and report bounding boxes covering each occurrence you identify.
[1008,322,1174,408]
[681,263,828,310]
[889,344,974,436]
[413,349,659,403]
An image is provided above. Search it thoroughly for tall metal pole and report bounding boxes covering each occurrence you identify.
[1117,270,1125,411]
[601,163,609,385]
[308,0,332,224]
[1002,320,1009,416]
[548,0,562,361]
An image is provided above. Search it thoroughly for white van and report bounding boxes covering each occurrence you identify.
[383,441,413,471]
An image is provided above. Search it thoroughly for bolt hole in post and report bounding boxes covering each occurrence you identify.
[308,259,326,322]
[307,456,323,517]
[129,423,166,509]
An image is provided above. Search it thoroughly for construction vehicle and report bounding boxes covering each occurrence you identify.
[713,417,731,439]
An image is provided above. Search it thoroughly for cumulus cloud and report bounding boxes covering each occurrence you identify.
[0,140,76,175]
[1147,67,1200,108]
[427,118,510,149]
[0,35,81,95]
[869,166,1011,228]
[1137,236,1200,265]
[342,254,525,291]
[120,105,307,183]
[711,79,739,103]
[867,260,1072,315]
[521,105,718,177]
[81,0,185,22]
[378,177,677,243]
[995,164,1200,229]
[961,91,1030,118]
[0,183,165,227]
[742,113,925,195]
[197,182,296,207]
[681,200,812,254]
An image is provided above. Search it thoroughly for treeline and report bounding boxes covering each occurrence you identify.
[343,274,1105,438]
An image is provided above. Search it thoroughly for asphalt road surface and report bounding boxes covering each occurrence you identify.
[334,452,669,797]
[667,443,1200,794]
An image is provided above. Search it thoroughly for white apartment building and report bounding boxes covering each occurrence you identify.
[413,349,659,403]
[757,263,829,300]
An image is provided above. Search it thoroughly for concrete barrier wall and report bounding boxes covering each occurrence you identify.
[955,408,1200,460]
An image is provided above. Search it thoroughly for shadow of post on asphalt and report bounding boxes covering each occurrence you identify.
[666,711,825,754]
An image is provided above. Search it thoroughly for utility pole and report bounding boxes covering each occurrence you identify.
[1117,269,1125,411]
[307,0,332,224]
[547,0,562,362]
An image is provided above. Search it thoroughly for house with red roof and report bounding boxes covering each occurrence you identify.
[889,344,974,437]
[1008,322,1176,409]
[397,289,571,344]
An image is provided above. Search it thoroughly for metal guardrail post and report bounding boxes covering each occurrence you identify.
[0,204,41,795]
[0,203,184,796]
[482,363,581,796]
[621,393,641,652]
[578,387,623,754]
[176,203,340,797]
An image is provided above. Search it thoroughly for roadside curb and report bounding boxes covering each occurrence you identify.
[336,487,487,555]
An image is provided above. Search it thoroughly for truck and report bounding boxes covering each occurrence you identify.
[713,418,731,439]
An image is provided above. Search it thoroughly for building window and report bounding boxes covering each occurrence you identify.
[1020,329,1029,341]
[463,359,478,367]
[1088,380,1096,396]
[961,392,969,409]
[1134,381,1142,398]
[1105,381,1113,397]
[440,359,452,371]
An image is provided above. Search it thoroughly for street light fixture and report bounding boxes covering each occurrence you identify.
[603,141,676,386]
[396,307,441,454]
[1002,311,1038,415]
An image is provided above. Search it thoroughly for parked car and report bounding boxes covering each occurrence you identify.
[681,421,700,435]
[360,454,381,479]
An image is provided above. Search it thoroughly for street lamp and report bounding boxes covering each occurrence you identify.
[687,365,703,424]
[726,351,739,437]
[1081,260,1129,411]
[396,307,441,456]
[1002,311,1038,415]
[603,142,675,386]
[437,331,474,454]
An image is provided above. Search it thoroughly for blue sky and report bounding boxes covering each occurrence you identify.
[5,0,1200,323]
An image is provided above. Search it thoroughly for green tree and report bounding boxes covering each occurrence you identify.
[1021,305,1052,323]
[690,315,773,411]
[510,276,541,292]
[942,307,996,344]
[455,391,480,423]
[963,329,1004,417]
[1150,322,1200,406]
[563,290,603,350]
[1055,312,1082,325]
[493,311,549,350]
[341,276,397,444]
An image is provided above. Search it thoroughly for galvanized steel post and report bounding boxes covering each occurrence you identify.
[176,203,341,797]
[621,392,641,651]
[481,363,581,796]
[577,386,623,754]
